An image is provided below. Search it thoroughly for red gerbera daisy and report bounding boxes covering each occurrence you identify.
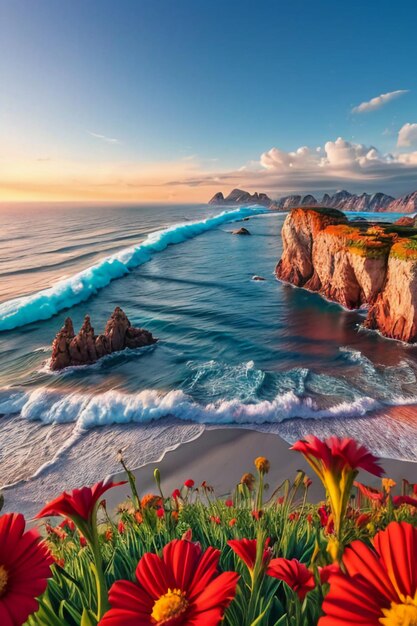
[98,539,239,626]
[319,521,417,625]
[35,480,126,525]
[0,513,53,626]
[267,558,315,601]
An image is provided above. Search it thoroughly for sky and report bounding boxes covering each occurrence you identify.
[1,0,417,203]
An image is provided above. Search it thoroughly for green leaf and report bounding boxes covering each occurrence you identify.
[81,608,97,626]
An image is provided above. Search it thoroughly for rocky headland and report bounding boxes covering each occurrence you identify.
[209,189,279,210]
[209,188,417,213]
[50,306,156,370]
[276,207,417,343]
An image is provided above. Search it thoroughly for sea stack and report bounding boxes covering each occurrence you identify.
[276,207,417,343]
[50,307,156,370]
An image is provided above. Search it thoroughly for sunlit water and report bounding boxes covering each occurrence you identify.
[1,203,416,514]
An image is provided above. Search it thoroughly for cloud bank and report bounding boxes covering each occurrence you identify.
[2,135,417,202]
[352,90,409,114]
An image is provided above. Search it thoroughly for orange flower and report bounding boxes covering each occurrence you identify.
[140,494,162,510]
[267,558,315,600]
[254,457,270,474]
[240,473,256,491]
[319,521,417,625]
[98,539,239,625]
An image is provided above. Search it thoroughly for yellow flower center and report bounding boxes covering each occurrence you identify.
[151,588,188,624]
[380,595,417,626]
[0,565,8,597]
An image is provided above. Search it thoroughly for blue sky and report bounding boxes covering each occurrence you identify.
[1,0,417,201]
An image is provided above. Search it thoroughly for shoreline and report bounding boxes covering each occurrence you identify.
[107,427,417,511]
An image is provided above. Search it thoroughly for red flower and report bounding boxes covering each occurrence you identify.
[317,506,329,527]
[35,480,126,524]
[225,499,233,508]
[319,563,340,585]
[228,538,272,572]
[184,479,195,489]
[172,489,181,500]
[229,518,237,528]
[210,515,221,525]
[156,508,165,519]
[355,512,372,528]
[267,558,315,600]
[319,521,417,625]
[355,481,385,504]
[118,521,126,534]
[98,539,239,625]
[59,518,75,532]
[0,513,53,625]
[291,436,384,477]
[393,495,417,508]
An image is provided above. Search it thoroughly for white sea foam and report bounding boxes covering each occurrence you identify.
[0,206,267,331]
[0,385,379,430]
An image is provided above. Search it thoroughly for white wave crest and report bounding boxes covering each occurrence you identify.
[0,206,267,331]
[0,385,379,429]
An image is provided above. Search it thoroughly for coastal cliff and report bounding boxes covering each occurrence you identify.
[276,207,417,342]
[50,307,156,370]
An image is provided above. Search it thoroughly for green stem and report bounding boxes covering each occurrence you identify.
[90,511,110,620]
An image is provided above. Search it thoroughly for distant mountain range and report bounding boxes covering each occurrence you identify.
[208,188,417,213]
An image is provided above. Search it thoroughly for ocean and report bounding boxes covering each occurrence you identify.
[1,203,417,515]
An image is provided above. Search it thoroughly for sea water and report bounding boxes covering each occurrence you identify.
[1,203,416,514]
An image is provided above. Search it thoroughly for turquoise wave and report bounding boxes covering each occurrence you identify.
[0,206,267,331]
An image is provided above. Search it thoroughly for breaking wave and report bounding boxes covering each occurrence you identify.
[0,385,379,430]
[0,206,267,331]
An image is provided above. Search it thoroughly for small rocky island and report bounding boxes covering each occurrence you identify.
[276,207,417,343]
[50,306,156,370]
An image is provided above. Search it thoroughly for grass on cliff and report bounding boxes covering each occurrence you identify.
[391,235,417,261]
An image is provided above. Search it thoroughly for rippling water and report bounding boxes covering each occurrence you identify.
[1,203,417,512]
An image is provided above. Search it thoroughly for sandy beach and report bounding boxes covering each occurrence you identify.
[107,427,417,511]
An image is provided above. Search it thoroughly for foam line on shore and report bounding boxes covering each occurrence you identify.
[0,206,267,331]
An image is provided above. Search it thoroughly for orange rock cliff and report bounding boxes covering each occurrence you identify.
[276,207,417,343]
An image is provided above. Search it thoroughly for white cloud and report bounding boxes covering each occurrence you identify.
[87,131,120,144]
[165,136,417,196]
[260,137,395,174]
[352,90,409,114]
[397,123,417,147]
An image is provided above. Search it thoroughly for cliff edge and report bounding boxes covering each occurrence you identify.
[276,207,417,342]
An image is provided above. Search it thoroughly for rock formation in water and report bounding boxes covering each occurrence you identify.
[276,207,417,342]
[232,227,251,235]
[50,307,156,370]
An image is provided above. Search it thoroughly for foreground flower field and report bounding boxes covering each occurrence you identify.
[2,436,417,626]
